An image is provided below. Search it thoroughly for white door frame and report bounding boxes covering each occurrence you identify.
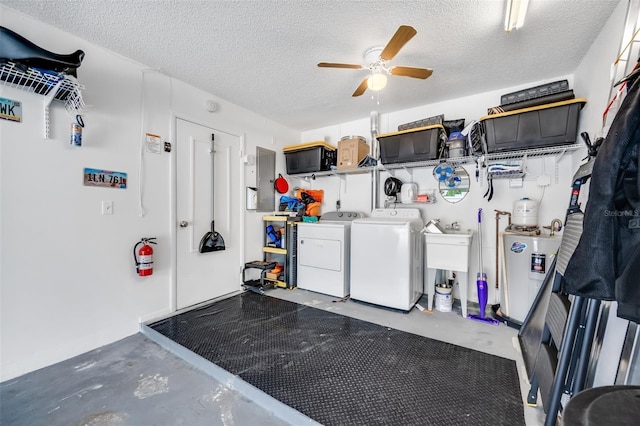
[170,113,246,313]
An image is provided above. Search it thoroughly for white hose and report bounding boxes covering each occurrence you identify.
[137,68,170,217]
[138,70,147,217]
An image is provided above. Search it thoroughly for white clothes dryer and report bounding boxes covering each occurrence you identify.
[297,211,365,298]
[350,208,424,311]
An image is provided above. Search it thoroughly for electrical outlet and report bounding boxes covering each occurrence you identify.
[102,200,113,215]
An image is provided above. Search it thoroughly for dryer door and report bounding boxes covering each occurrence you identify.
[297,224,348,297]
[299,237,342,271]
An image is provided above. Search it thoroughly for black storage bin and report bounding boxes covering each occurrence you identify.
[500,80,570,106]
[283,141,336,174]
[481,98,586,153]
[376,125,445,164]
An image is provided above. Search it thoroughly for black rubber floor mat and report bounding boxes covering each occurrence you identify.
[150,292,525,425]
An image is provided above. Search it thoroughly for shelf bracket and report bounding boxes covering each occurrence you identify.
[555,148,568,163]
[552,148,568,184]
[42,79,64,139]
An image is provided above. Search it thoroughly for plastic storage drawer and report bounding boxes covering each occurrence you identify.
[283,141,336,174]
[481,98,586,153]
[376,125,445,164]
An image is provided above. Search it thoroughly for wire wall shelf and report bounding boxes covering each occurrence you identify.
[487,170,527,180]
[289,143,582,179]
[372,144,578,174]
[485,144,582,161]
[0,61,86,138]
[293,166,377,179]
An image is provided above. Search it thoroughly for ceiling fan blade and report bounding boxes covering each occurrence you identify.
[318,62,364,69]
[352,78,369,97]
[380,25,417,61]
[391,66,433,79]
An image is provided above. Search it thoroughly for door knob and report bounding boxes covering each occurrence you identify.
[179,221,189,228]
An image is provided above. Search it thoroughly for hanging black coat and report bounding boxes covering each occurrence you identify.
[563,74,640,323]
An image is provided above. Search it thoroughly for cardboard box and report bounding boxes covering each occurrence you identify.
[266,272,280,280]
[338,137,369,170]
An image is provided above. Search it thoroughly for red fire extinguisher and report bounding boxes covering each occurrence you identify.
[133,238,157,276]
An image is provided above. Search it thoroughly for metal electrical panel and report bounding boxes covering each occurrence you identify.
[256,147,275,212]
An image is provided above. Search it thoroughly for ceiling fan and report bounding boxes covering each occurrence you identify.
[318,25,433,97]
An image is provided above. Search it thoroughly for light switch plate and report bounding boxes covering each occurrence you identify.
[102,200,113,215]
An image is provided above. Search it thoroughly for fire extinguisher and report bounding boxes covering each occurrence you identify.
[133,238,157,276]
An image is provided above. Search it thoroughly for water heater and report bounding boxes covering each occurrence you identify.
[502,233,560,323]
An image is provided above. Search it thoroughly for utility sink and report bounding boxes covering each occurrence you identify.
[425,229,473,247]
[425,229,473,271]
[424,229,474,317]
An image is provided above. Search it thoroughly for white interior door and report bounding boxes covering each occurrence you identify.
[176,118,241,310]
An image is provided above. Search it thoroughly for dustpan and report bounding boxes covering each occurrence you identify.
[199,138,226,253]
[199,220,226,253]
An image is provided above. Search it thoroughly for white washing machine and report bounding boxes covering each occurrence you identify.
[297,211,365,298]
[350,208,424,311]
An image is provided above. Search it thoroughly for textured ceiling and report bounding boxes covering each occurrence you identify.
[1,0,622,131]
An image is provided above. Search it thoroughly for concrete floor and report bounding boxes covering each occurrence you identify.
[0,289,546,425]
[0,333,290,426]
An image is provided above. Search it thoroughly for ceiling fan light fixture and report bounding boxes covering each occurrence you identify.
[367,72,388,91]
[364,46,384,65]
[318,26,431,97]
[504,0,529,32]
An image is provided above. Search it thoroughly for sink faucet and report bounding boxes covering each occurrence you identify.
[445,221,461,231]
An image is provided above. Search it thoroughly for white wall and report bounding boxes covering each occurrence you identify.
[0,6,298,381]
[573,0,629,140]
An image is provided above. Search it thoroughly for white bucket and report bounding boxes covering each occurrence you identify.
[435,285,453,312]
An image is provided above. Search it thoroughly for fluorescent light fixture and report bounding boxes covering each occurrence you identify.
[505,0,529,32]
[367,72,387,91]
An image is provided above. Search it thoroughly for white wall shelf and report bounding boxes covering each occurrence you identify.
[291,166,377,179]
[0,61,86,138]
[485,144,581,162]
[287,143,582,179]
